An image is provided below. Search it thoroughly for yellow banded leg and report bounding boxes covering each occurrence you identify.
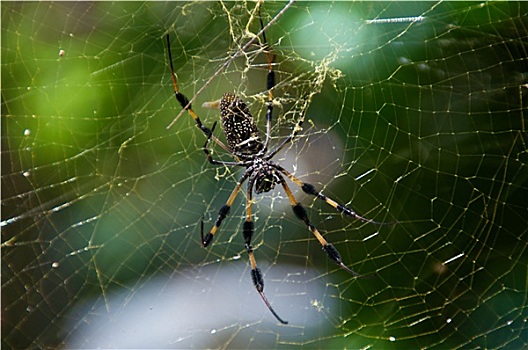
[166,34,231,154]
[275,165,388,225]
[279,175,372,278]
[241,176,288,324]
[201,171,250,247]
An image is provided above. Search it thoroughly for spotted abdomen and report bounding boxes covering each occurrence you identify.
[220,93,264,156]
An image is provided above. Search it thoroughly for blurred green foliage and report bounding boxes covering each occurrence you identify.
[2,1,527,349]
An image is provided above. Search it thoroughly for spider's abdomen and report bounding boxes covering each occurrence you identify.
[220,93,264,156]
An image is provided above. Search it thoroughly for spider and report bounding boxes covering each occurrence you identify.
[165,13,388,325]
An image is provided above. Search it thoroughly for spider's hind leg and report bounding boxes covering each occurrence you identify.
[275,165,392,226]
[279,174,374,278]
[243,174,288,324]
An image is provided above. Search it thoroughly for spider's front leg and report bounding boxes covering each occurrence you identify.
[166,34,231,154]
[201,121,241,166]
[258,8,275,155]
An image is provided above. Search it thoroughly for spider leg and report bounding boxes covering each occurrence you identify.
[243,174,288,324]
[166,34,231,154]
[202,121,245,167]
[257,7,275,154]
[274,165,392,226]
[278,174,374,278]
[201,170,251,247]
[265,118,305,160]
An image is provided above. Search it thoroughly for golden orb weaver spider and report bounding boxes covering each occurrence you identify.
[166,10,390,324]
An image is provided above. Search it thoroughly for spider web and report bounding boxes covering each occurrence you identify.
[2,2,527,348]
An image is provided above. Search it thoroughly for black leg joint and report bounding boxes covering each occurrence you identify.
[215,205,230,227]
[210,121,217,134]
[200,220,214,247]
[336,204,347,214]
[292,204,309,224]
[251,267,264,292]
[201,123,217,146]
[266,105,273,122]
[202,233,214,247]
[323,243,343,264]
[267,70,275,91]
[199,124,212,138]
[243,220,254,245]
[301,183,318,196]
[175,92,191,110]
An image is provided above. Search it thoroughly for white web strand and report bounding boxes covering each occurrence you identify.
[166,0,295,129]
[1,2,527,349]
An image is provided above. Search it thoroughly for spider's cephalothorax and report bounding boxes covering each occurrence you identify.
[166,10,391,325]
[251,158,280,194]
[220,93,264,156]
